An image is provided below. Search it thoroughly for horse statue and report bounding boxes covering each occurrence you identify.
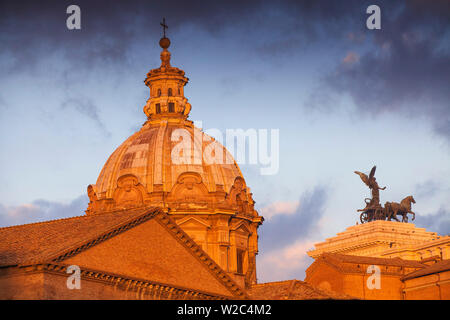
[385,196,416,223]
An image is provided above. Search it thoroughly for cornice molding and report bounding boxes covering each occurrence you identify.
[23,263,229,300]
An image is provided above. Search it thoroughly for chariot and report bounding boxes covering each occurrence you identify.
[358,198,386,223]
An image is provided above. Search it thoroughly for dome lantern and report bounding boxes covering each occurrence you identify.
[143,20,191,121]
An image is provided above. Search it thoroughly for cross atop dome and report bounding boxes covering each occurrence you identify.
[160,18,168,38]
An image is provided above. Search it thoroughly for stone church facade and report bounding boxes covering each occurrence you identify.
[0,35,448,300]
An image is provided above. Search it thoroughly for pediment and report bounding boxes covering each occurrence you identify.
[231,221,251,234]
[54,211,245,298]
[176,216,211,229]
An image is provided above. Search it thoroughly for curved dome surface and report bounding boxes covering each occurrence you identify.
[96,120,244,198]
[86,118,257,216]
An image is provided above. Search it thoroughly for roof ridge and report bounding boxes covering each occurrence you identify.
[0,206,151,231]
[0,213,87,231]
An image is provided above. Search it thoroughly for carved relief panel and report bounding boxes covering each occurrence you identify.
[113,174,145,209]
[167,172,209,209]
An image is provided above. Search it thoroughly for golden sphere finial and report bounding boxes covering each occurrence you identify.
[159,37,171,50]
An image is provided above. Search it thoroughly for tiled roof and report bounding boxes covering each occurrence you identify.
[402,259,450,280]
[0,207,159,267]
[248,280,355,300]
[321,253,426,268]
[0,207,248,299]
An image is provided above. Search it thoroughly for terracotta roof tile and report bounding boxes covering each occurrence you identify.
[0,207,160,267]
[402,259,450,280]
[248,280,355,300]
[0,207,248,299]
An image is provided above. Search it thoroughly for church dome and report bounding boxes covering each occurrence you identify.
[86,29,262,288]
[89,119,253,212]
[86,36,258,219]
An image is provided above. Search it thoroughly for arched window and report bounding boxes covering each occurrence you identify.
[168,102,175,113]
[168,88,173,96]
[156,103,161,114]
[157,89,161,97]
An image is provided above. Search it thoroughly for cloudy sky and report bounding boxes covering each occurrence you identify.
[1,0,449,283]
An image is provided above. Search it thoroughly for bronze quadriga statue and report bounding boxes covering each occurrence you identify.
[355,166,416,224]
